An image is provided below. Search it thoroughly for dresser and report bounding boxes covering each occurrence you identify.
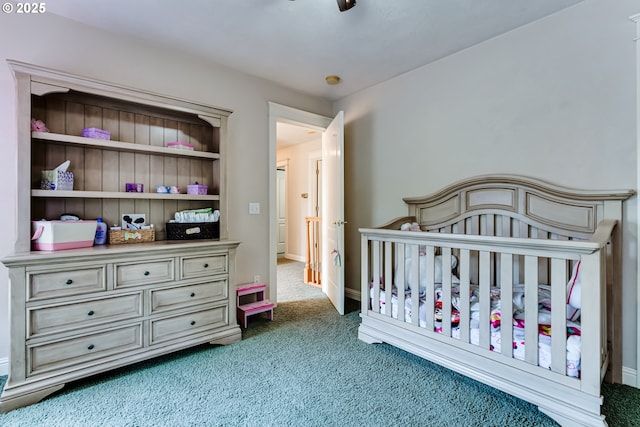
[1,61,241,412]
[1,241,240,412]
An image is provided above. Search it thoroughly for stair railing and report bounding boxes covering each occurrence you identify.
[304,217,321,286]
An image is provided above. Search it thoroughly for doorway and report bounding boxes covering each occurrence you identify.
[268,102,334,306]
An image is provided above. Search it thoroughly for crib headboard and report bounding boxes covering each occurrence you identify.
[401,175,633,241]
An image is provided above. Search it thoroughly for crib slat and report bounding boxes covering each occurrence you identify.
[469,216,479,284]
[396,243,406,323]
[384,241,393,319]
[550,258,568,374]
[459,249,470,343]
[511,219,522,283]
[479,251,491,349]
[500,253,514,359]
[410,244,420,327]
[581,252,601,395]
[425,246,435,331]
[372,240,381,314]
[361,234,370,315]
[442,247,453,337]
[524,255,539,365]
[501,215,511,237]
[536,229,550,284]
[485,214,496,285]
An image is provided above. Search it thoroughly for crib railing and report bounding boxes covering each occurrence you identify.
[361,219,617,390]
[305,216,321,286]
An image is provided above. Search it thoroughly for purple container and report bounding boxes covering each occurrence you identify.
[125,183,144,193]
[187,184,208,195]
[82,128,111,140]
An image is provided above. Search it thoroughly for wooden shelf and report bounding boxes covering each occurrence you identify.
[32,132,220,160]
[31,190,220,201]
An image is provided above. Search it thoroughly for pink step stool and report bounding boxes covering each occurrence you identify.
[236,283,274,328]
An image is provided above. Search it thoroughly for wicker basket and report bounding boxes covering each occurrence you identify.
[166,222,219,240]
[108,228,155,244]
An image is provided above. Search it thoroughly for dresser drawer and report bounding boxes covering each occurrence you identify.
[150,305,228,344]
[115,258,174,288]
[27,266,106,301]
[28,293,143,338]
[28,324,143,376]
[150,279,228,314]
[181,254,227,279]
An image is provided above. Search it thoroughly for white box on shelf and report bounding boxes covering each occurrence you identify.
[31,220,97,251]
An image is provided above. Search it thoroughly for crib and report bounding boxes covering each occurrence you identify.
[358,175,633,427]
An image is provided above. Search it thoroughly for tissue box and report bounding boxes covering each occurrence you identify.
[41,170,74,191]
[82,128,110,140]
[31,220,97,251]
[166,222,219,240]
[187,184,208,195]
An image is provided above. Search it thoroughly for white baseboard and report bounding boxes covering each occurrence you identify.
[345,287,361,301]
[0,357,7,376]
[284,253,305,263]
[623,366,637,388]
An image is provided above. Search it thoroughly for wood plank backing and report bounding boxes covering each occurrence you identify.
[31,91,219,240]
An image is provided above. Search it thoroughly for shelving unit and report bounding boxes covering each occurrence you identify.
[26,78,228,241]
[0,60,242,412]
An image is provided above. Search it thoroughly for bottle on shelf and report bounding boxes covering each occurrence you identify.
[94,218,107,245]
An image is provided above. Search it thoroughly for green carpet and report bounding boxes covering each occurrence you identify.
[0,296,638,426]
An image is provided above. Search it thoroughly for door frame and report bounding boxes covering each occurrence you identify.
[268,102,332,304]
[276,160,288,259]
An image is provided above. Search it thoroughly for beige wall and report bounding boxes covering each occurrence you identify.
[335,0,639,372]
[0,12,332,370]
[277,139,322,260]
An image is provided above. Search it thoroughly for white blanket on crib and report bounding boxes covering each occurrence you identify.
[375,288,581,377]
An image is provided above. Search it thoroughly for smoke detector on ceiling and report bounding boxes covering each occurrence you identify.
[325,75,341,85]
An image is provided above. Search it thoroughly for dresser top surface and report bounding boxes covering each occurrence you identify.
[2,239,241,266]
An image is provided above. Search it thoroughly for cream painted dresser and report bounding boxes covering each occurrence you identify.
[1,241,240,412]
[1,61,241,412]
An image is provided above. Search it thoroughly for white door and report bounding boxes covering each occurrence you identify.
[321,111,345,315]
[276,167,286,257]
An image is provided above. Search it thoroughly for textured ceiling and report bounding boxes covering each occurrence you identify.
[47,0,583,102]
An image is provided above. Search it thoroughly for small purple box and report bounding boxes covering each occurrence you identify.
[125,183,144,193]
[82,128,111,140]
[187,184,208,195]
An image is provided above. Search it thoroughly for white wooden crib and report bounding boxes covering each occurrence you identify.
[358,175,633,426]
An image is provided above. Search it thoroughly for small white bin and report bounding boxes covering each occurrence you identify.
[31,220,97,251]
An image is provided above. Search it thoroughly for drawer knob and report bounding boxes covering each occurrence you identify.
[190,292,195,297]
[204,263,209,268]
[65,279,73,285]
[190,320,196,326]
[144,271,150,276]
[87,310,95,316]
[87,344,95,350]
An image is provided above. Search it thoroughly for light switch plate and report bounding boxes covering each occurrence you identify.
[249,202,260,215]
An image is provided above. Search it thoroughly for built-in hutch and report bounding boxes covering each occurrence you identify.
[0,61,241,412]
